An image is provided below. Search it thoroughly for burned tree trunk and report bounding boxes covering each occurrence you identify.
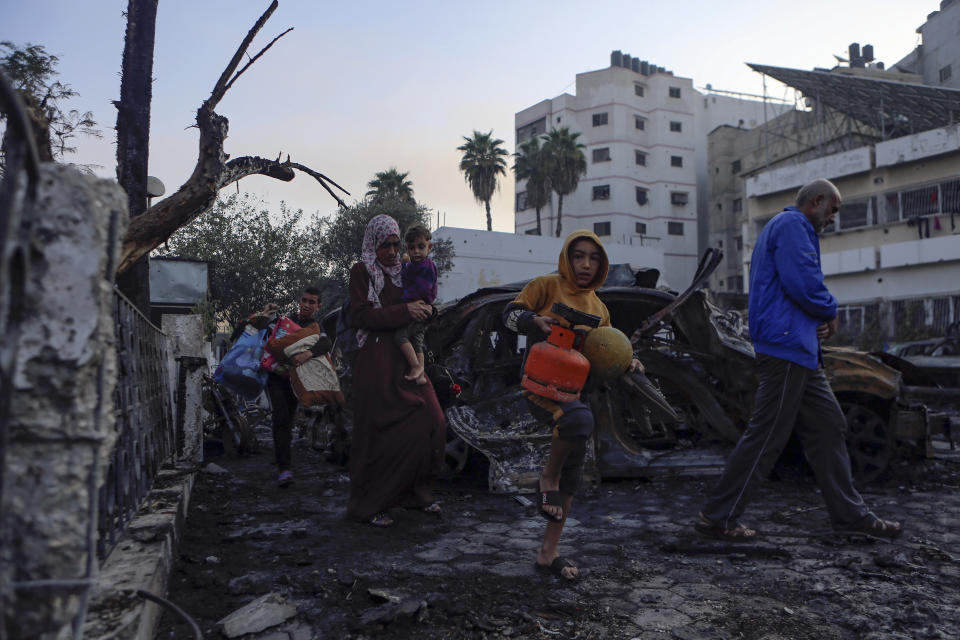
[114,0,158,313]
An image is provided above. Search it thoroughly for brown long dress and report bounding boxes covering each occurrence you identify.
[346,261,446,520]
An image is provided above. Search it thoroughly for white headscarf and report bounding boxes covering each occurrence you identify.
[357,214,402,347]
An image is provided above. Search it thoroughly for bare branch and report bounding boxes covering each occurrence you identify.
[206,0,279,110]
[222,155,296,185]
[115,1,348,274]
[285,162,350,207]
[223,27,294,95]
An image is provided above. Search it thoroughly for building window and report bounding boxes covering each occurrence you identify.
[634,115,645,130]
[516,117,546,143]
[732,198,742,213]
[670,191,688,205]
[634,84,645,97]
[669,86,681,98]
[592,185,610,200]
[515,191,528,212]
[733,275,744,292]
[668,221,684,235]
[636,187,648,205]
[671,155,683,167]
[592,147,611,163]
[594,221,611,236]
[731,159,741,174]
[669,120,682,132]
[592,112,608,126]
[940,64,952,83]
[635,150,646,166]
[735,235,743,251]
[635,222,647,234]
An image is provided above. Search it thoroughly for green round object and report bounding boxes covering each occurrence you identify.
[581,326,633,382]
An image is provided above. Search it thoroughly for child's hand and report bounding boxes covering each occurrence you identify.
[533,315,556,334]
[629,358,645,373]
[407,300,432,320]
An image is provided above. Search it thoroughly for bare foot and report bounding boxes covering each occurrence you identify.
[404,364,425,381]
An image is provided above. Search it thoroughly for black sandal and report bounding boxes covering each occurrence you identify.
[368,512,394,527]
[537,478,564,523]
[834,516,902,540]
[694,513,757,541]
[534,556,579,580]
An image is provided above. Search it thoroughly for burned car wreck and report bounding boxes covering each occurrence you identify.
[323,251,950,493]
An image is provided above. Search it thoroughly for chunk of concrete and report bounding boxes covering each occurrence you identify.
[203,463,230,475]
[216,593,298,638]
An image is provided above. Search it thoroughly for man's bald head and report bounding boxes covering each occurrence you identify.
[796,179,840,208]
[795,179,841,231]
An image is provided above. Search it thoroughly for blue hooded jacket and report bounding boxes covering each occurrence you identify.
[748,207,837,370]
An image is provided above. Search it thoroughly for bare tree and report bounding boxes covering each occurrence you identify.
[116,0,348,275]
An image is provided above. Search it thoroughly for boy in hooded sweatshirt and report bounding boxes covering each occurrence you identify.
[502,230,643,580]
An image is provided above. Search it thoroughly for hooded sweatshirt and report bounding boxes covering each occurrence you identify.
[504,229,611,331]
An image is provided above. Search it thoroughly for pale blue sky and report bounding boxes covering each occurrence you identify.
[1,0,933,231]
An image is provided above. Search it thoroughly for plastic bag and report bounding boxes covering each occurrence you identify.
[260,316,302,378]
[214,328,269,399]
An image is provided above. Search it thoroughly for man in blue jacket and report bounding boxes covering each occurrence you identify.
[695,179,902,540]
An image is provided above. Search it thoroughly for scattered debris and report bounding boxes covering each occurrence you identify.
[216,592,297,638]
[202,462,230,475]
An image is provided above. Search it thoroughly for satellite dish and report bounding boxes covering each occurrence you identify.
[146,176,166,198]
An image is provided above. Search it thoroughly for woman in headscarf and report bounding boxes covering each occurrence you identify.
[346,214,446,526]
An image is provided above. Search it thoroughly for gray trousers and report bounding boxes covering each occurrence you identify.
[700,354,871,529]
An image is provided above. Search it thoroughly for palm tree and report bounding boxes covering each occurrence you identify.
[457,130,508,231]
[513,135,552,236]
[366,168,414,203]
[543,128,587,238]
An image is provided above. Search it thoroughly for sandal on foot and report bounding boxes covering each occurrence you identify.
[534,556,579,580]
[694,513,757,541]
[834,516,902,540]
[537,478,564,523]
[368,512,394,527]
[422,502,442,516]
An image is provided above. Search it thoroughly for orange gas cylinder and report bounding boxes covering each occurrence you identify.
[521,302,601,402]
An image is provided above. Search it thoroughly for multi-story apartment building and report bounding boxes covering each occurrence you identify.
[514,51,786,288]
[710,57,960,344]
[893,0,960,90]
[707,106,889,298]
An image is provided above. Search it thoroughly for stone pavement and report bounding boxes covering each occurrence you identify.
[157,434,960,639]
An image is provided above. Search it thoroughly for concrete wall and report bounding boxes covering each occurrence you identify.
[433,226,667,302]
[1,165,126,639]
[162,314,208,464]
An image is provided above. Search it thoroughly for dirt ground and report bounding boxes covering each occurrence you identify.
[156,426,960,640]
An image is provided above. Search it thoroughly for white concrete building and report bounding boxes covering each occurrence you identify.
[433,226,666,303]
[894,0,960,90]
[514,51,788,287]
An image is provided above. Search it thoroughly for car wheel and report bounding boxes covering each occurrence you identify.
[841,402,894,483]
